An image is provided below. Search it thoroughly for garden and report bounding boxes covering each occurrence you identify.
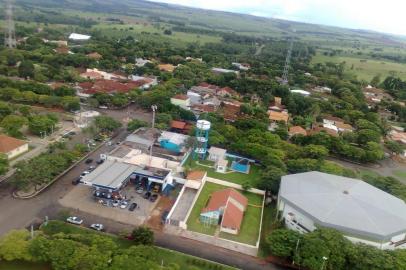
[186,182,263,246]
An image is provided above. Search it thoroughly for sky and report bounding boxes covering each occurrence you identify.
[149,0,406,36]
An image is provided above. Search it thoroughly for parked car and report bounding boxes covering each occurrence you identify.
[107,141,113,146]
[149,194,158,202]
[96,159,104,165]
[143,191,151,199]
[72,177,81,185]
[120,201,128,209]
[98,105,108,109]
[85,158,93,164]
[136,186,144,194]
[128,202,137,211]
[66,216,83,225]
[90,224,104,231]
[152,185,160,193]
[112,200,120,207]
[89,165,95,171]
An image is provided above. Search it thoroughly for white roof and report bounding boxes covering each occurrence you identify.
[81,160,139,190]
[291,89,311,96]
[208,147,227,157]
[158,131,189,145]
[323,123,338,132]
[69,33,91,40]
[279,172,406,241]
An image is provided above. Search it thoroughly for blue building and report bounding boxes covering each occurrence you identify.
[158,131,189,154]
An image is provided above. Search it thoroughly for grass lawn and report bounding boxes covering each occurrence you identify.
[393,170,406,180]
[0,262,50,270]
[41,221,234,270]
[258,204,279,258]
[186,157,263,187]
[311,52,406,81]
[187,182,263,246]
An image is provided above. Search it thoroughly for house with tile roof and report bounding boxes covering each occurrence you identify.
[0,134,28,159]
[269,110,289,123]
[289,126,307,137]
[200,188,248,235]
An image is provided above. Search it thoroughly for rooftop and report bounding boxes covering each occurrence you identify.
[203,188,248,213]
[0,134,27,154]
[81,160,139,190]
[269,110,289,123]
[289,126,307,136]
[280,171,406,241]
[186,170,206,181]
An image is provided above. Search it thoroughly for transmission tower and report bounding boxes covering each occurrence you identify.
[281,38,294,85]
[4,0,17,49]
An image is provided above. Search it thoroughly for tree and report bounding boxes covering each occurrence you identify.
[370,74,381,86]
[94,116,122,133]
[127,119,148,132]
[0,115,28,138]
[18,60,35,79]
[385,141,405,155]
[0,230,32,261]
[267,229,301,259]
[131,227,154,245]
[259,166,286,194]
[302,144,329,160]
[28,115,58,136]
[0,154,8,175]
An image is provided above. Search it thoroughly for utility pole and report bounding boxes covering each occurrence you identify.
[281,38,294,85]
[4,0,17,49]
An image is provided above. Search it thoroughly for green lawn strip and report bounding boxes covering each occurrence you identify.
[187,182,263,245]
[258,204,278,258]
[187,158,263,186]
[393,170,406,179]
[0,261,50,270]
[41,221,235,270]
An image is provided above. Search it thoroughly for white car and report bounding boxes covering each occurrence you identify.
[120,201,128,209]
[90,223,104,231]
[136,187,144,194]
[67,216,83,225]
[112,200,120,207]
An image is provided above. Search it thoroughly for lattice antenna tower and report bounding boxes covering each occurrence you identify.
[281,37,294,85]
[4,0,17,49]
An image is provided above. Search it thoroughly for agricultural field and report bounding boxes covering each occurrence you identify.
[311,52,406,81]
[186,182,263,246]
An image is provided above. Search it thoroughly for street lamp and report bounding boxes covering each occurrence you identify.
[320,256,328,270]
[151,105,157,128]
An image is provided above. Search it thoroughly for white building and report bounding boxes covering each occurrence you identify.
[69,33,91,41]
[278,172,406,250]
[290,89,311,97]
[211,68,239,75]
[135,58,152,67]
[207,147,227,162]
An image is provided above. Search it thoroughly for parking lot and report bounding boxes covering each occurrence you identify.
[60,182,160,226]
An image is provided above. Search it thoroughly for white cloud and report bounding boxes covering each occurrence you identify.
[148,0,406,35]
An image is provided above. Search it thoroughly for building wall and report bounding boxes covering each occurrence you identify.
[200,211,220,225]
[220,226,238,235]
[279,199,406,250]
[6,143,28,159]
[171,98,190,108]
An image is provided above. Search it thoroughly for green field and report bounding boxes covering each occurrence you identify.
[186,158,263,187]
[312,52,406,81]
[41,221,236,270]
[186,182,263,245]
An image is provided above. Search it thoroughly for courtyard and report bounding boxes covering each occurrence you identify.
[186,182,263,246]
[185,157,263,187]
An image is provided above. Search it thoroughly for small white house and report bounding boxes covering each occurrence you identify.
[208,147,227,162]
[215,159,228,173]
[170,94,191,110]
[69,33,91,41]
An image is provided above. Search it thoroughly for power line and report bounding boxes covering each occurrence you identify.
[4,0,17,49]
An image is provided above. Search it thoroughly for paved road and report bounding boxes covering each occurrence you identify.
[0,129,283,270]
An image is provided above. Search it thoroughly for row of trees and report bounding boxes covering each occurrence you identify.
[267,228,406,270]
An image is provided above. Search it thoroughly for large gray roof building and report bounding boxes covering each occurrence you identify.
[278,171,406,249]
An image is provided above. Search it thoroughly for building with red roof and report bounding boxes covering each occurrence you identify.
[78,79,139,95]
[200,188,248,235]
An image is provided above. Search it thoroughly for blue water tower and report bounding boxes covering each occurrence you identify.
[193,120,211,160]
